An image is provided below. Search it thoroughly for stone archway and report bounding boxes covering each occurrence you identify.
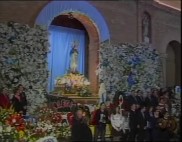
[69,12,100,94]
[35,1,110,94]
[166,40,181,86]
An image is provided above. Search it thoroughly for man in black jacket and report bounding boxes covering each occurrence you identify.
[145,89,159,107]
[136,105,148,141]
[128,90,138,106]
[71,108,92,141]
[136,90,145,106]
[128,103,138,141]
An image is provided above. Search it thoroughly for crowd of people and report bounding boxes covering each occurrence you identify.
[0,84,27,115]
[0,85,180,142]
[70,87,180,142]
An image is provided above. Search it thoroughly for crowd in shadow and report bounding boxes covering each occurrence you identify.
[0,86,180,142]
[70,87,180,142]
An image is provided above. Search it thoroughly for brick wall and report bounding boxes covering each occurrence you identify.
[0,1,180,48]
[0,0,181,88]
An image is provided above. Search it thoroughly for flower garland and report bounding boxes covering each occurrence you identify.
[98,42,162,95]
[0,21,49,113]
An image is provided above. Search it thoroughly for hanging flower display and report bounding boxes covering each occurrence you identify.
[97,42,162,95]
[0,21,49,113]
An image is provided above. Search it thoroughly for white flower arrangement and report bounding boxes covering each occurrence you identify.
[36,136,58,142]
[97,42,162,95]
[0,21,49,114]
[55,73,92,96]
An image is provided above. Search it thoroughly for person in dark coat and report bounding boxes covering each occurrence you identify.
[17,84,27,115]
[71,108,92,142]
[145,89,153,107]
[157,112,173,142]
[136,105,148,141]
[151,110,162,141]
[128,90,138,106]
[123,94,131,111]
[128,103,138,141]
[94,102,109,141]
[11,88,25,114]
[151,89,159,107]
[136,90,145,106]
[145,89,159,108]
[145,106,154,141]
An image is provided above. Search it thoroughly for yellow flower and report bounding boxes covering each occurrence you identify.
[19,130,25,138]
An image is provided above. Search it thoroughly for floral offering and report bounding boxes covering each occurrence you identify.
[55,73,92,97]
[0,107,27,141]
[0,106,71,141]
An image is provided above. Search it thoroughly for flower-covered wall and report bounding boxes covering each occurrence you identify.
[0,22,49,113]
[97,42,163,95]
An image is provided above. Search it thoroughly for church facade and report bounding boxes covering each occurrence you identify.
[0,0,180,91]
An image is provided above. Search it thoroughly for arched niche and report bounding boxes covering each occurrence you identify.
[35,0,110,42]
[35,0,110,94]
[142,11,152,43]
[166,40,181,87]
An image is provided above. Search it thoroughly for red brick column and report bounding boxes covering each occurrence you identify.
[74,13,100,95]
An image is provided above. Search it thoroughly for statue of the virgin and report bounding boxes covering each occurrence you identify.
[142,14,150,43]
[69,41,79,73]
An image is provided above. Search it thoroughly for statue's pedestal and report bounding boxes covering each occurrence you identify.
[62,94,100,104]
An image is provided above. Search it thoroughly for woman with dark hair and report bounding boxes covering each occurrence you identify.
[94,102,109,141]
[151,109,162,141]
[83,105,91,124]
[112,91,123,106]
[71,108,92,141]
[113,91,129,110]
[110,106,124,141]
[17,84,27,115]
[158,112,175,141]
[11,88,25,114]
[0,87,11,109]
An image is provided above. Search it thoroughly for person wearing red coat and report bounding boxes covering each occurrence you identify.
[67,112,74,126]
[0,87,11,109]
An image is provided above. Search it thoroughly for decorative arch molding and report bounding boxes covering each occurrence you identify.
[35,0,110,42]
[166,40,181,52]
[166,40,181,86]
[160,36,181,53]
